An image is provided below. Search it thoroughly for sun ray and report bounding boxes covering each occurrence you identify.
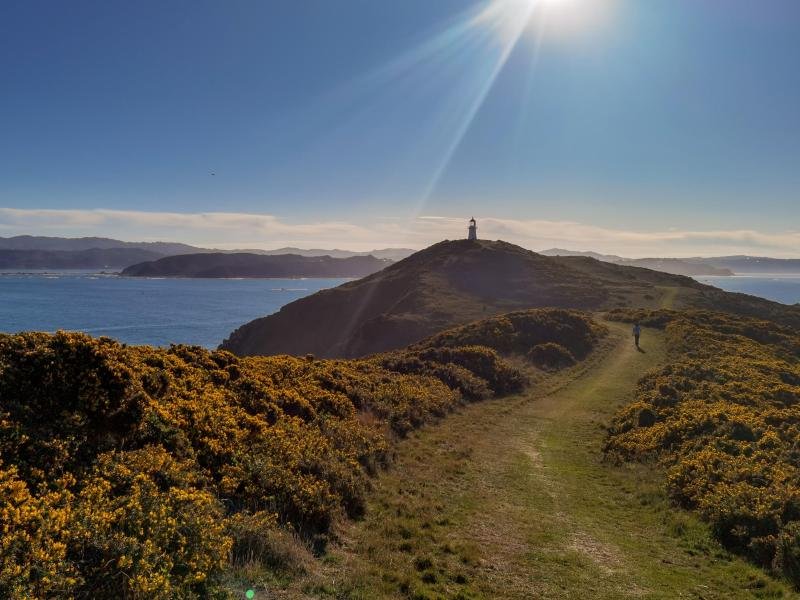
[269,0,574,232]
[408,0,540,216]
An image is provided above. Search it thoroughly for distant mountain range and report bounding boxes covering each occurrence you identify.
[255,247,415,261]
[3,235,799,275]
[540,248,800,276]
[539,248,626,262]
[0,248,163,270]
[221,239,800,358]
[121,253,390,278]
[0,235,415,269]
[540,249,732,276]
[0,235,203,255]
[683,255,800,274]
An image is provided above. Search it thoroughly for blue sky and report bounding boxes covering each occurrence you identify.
[1,0,799,255]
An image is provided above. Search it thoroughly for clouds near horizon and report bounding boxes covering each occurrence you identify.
[1,208,799,258]
[1,2,799,241]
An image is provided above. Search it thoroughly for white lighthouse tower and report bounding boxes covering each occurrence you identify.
[468,217,477,240]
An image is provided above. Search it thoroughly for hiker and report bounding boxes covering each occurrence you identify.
[632,322,641,348]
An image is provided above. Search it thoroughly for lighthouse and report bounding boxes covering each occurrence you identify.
[468,217,477,241]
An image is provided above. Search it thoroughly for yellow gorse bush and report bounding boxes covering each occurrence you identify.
[0,310,599,598]
[414,308,607,366]
[605,309,800,585]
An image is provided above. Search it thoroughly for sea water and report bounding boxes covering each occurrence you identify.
[0,271,349,348]
[695,274,800,305]
[3,271,798,350]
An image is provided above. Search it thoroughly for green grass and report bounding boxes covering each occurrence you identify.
[262,320,793,599]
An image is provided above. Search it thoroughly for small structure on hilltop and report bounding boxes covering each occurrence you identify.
[468,217,477,241]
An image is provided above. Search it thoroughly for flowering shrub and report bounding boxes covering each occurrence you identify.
[377,345,528,400]
[526,343,576,370]
[0,320,538,597]
[415,308,607,367]
[605,309,800,586]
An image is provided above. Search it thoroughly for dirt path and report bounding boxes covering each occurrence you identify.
[657,285,680,309]
[286,321,790,599]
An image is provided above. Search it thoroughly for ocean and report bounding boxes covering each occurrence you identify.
[694,274,800,305]
[2,271,799,350]
[0,271,349,349]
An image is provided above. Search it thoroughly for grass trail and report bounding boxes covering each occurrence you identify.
[657,285,680,309]
[279,322,791,599]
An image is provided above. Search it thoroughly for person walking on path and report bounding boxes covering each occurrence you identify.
[632,322,641,348]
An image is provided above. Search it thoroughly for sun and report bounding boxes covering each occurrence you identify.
[487,0,586,28]
[519,0,578,9]
[491,0,615,42]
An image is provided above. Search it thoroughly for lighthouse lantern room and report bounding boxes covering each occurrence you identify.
[468,217,477,241]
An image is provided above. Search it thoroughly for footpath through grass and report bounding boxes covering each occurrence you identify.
[273,321,793,599]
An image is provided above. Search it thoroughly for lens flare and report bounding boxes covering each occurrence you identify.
[484,0,616,43]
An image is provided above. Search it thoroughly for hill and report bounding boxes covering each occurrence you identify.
[121,252,390,278]
[0,235,203,255]
[0,248,165,269]
[0,235,416,263]
[540,247,624,261]
[541,248,733,276]
[258,247,416,261]
[0,309,602,597]
[616,257,733,276]
[220,240,698,357]
[222,240,800,358]
[541,248,800,276]
[688,255,800,274]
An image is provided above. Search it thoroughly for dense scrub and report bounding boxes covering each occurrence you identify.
[605,309,800,586]
[0,327,529,598]
[414,308,607,369]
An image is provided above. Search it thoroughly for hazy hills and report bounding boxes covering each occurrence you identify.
[686,255,800,274]
[0,235,414,269]
[0,248,164,269]
[222,239,800,358]
[4,235,799,274]
[257,247,415,261]
[541,248,800,275]
[0,235,202,255]
[121,252,390,278]
[540,248,733,276]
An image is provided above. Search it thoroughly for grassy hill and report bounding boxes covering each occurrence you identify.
[0,309,599,598]
[220,240,672,357]
[221,239,800,358]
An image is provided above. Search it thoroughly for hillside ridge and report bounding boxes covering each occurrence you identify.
[222,239,800,359]
[121,252,390,278]
[221,239,704,358]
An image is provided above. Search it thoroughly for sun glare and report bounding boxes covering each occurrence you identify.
[485,0,616,43]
